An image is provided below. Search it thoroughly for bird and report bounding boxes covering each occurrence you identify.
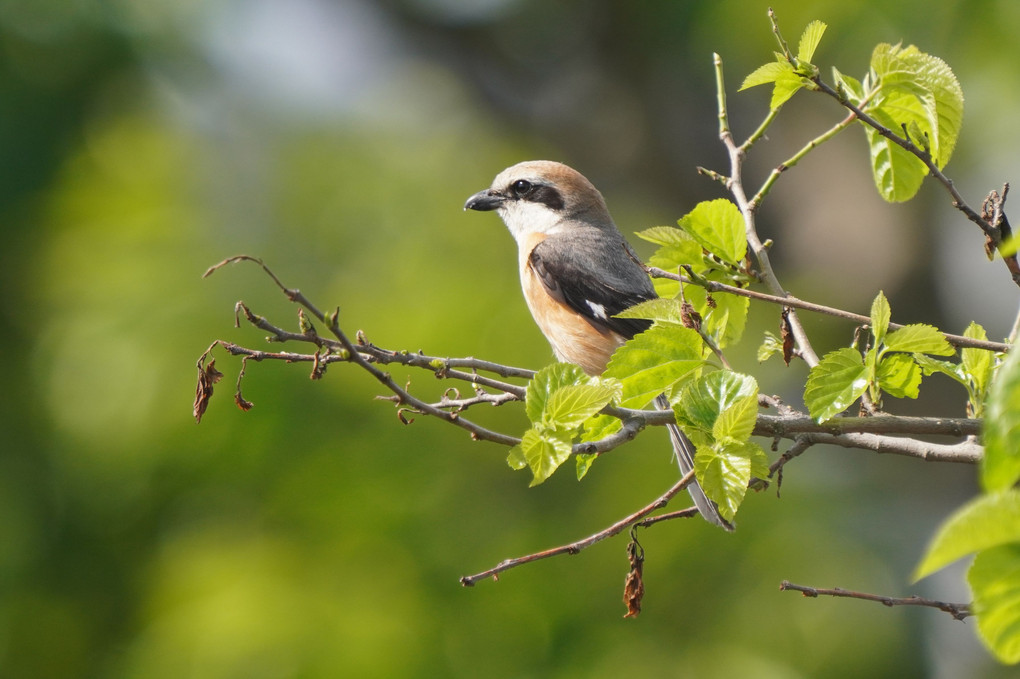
[464,160,731,530]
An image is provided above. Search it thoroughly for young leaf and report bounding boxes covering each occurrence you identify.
[740,60,792,90]
[694,440,766,521]
[575,453,598,481]
[961,321,995,394]
[870,291,891,346]
[712,393,759,443]
[914,489,1020,580]
[675,371,759,437]
[579,413,622,444]
[681,285,751,349]
[604,323,705,408]
[864,114,927,202]
[543,381,621,430]
[525,363,588,423]
[635,225,695,247]
[771,70,808,110]
[615,298,686,324]
[984,346,1020,493]
[757,331,783,363]
[678,199,747,265]
[796,20,827,64]
[876,353,921,399]
[517,429,574,487]
[883,323,954,355]
[968,544,1020,664]
[804,347,868,422]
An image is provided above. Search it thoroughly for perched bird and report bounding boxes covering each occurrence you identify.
[465,160,730,530]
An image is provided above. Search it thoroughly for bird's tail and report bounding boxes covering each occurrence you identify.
[655,394,734,531]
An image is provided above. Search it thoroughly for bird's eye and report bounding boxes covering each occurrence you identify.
[511,179,534,197]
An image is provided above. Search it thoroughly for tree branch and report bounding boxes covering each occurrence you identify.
[780,580,973,621]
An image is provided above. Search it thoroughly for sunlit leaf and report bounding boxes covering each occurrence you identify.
[575,453,598,481]
[796,20,827,64]
[961,321,994,394]
[525,363,588,423]
[870,291,891,346]
[695,440,768,521]
[984,347,1020,492]
[883,323,954,355]
[876,353,921,399]
[675,371,758,437]
[543,381,621,430]
[969,544,1020,664]
[516,429,574,486]
[740,60,792,90]
[914,489,1020,579]
[605,323,705,408]
[679,199,747,265]
[804,347,868,422]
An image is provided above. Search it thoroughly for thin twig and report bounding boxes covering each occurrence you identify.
[460,470,697,586]
[779,580,973,621]
[646,267,1011,353]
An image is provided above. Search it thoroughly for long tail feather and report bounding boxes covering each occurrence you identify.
[655,394,733,531]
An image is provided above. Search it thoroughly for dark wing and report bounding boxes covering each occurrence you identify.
[529,230,656,340]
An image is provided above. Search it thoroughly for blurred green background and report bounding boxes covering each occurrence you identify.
[2,0,1018,677]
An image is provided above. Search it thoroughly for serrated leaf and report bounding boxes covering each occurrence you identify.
[832,67,865,103]
[516,429,574,487]
[604,323,705,408]
[635,225,695,247]
[646,237,705,298]
[913,353,966,384]
[771,70,808,110]
[796,20,827,63]
[876,352,922,399]
[713,393,759,442]
[884,323,955,355]
[525,363,588,423]
[870,291,891,345]
[962,321,994,394]
[676,371,758,436]
[984,347,1020,492]
[679,199,747,265]
[682,285,750,349]
[914,489,1020,580]
[740,60,792,90]
[804,347,868,422]
[863,114,928,202]
[695,440,768,521]
[579,413,622,444]
[615,298,686,324]
[969,544,1020,664]
[543,381,621,430]
[575,453,598,481]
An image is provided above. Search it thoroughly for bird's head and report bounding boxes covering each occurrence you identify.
[464,160,615,241]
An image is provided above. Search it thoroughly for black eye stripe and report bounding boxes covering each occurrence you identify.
[515,183,564,210]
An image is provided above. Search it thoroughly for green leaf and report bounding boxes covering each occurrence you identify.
[615,298,686,324]
[543,381,621,430]
[757,331,783,363]
[796,20,827,64]
[969,544,1020,664]
[507,444,528,470]
[804,347,868,422]
[914,489,1020,580]
[695,440,768,521]
[675,371,759,437]
[604,323,705,408]
[579,413,622,444]
[713,394,759,442]
[516,429,574,487]
[864,121,927,202]
[771,70,808,110]
[883,323,955,356]
[961,321,994,394]
[679,199,747,265]
[635,225,694,247]
[645,235,705,298]
[913,353,967,385]
[575,453,598,481]
[876,353,921,399]
[740,60,791,90]
[870,291,891,346]
[682,285,750,349]
[525,363,588,423]
[984,346,1020,492]
[832,67,865,103]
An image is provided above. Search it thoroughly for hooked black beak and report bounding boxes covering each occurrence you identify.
[464,189,505,212]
